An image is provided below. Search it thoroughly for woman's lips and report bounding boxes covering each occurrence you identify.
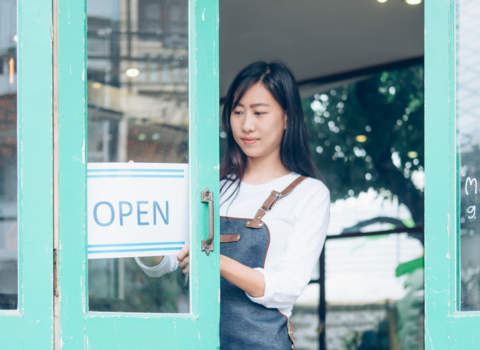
[242,138,258,145]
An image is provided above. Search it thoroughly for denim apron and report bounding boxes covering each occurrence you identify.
[219,176,307,350]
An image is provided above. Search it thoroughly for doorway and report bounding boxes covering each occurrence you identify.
[219,1,424,349]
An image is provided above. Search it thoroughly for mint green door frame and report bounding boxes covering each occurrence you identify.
[425,0,480,347]
[55,0,220,348]
[0,0,54,348]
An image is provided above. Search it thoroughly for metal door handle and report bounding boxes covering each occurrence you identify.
[201,188,214,255]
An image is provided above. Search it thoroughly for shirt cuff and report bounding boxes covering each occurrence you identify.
[135,255,172,278]
[246,268,275,306]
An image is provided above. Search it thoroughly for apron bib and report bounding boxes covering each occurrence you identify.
[219,176,307,350]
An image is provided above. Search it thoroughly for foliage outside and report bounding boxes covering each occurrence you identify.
[303,65,424,225]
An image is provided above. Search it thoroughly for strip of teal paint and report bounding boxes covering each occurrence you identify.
[57,0,88,347]
[425,0,451,347]
[0,0,54,349]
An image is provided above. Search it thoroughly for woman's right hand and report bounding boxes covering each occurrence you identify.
[177,244,190,275]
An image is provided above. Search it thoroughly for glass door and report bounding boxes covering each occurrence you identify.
[425,0,480,347]
[0,0,54,348]
[56,0,220,347]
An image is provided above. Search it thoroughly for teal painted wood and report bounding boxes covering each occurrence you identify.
[57,0,220,348]
[56,0,88,347]
[425,0,480,348]
[0,0,54,348]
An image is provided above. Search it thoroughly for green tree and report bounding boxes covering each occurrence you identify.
[304,65,424,224]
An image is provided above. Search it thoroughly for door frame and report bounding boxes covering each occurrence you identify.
[0,0,54,348]
[54,0,220,348]
[425,0,480,347]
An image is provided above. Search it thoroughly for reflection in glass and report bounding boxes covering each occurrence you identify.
[458,0,480,311]
[0,0,18,310]
[87,0,189,313]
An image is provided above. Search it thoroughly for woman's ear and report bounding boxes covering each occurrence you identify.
[284,114,288,130]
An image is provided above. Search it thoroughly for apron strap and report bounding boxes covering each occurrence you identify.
[246,176,307,229]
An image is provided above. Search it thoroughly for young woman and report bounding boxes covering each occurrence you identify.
[137,62,330,350]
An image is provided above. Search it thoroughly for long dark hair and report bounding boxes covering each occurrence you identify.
[220,61,324,202]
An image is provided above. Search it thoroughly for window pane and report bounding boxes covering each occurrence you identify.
[0,0,18,311]
[457,0,480,311]
[87,0,189,314]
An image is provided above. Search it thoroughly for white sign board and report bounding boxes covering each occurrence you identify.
[87,163,189,259]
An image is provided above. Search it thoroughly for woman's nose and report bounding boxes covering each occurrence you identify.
[242,112,256,133]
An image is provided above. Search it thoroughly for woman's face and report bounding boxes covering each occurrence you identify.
[230,82,287,160]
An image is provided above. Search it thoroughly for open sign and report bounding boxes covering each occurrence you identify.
[87,163,189,259]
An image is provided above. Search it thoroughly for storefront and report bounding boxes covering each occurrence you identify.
[0,0,478,348]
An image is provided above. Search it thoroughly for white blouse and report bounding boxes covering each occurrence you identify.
[136,172,330,318]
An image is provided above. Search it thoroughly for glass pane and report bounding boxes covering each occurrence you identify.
[0,0,18,310]
[457,0,480,311]
[87,0,189,313]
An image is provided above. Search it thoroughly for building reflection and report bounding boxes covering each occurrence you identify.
[87,0,188,164]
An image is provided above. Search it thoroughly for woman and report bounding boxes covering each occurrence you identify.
[137,61,330,350]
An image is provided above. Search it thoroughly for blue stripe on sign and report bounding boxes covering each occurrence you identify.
[87,175,184,178]
[88,247,183,254]
[87,169,184,173]
[88,242,185,248]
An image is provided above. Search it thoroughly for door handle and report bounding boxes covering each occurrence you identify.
[201,188,214,255]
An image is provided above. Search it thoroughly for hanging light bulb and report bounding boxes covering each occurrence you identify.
[377,0,387,3]
[405,0,422,4]
[9,58,14,84]
[126,68,140,77]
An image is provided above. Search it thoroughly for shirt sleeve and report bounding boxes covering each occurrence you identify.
[246,184,330,309]
[135,255,179,278]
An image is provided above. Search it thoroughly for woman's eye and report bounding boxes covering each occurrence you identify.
[255,111,265,116]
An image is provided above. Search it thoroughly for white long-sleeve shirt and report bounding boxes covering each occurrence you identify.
[136,172,330,317]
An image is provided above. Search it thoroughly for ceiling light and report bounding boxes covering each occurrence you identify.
[356,135,367,143]
[126,68,140,77]
[405,0,422,4]
[377,0,387,3]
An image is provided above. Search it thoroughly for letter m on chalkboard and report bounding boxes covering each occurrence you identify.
[153,201,169,225]
[466,177,478,195]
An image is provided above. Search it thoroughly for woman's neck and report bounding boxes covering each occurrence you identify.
[242,151,290,185]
